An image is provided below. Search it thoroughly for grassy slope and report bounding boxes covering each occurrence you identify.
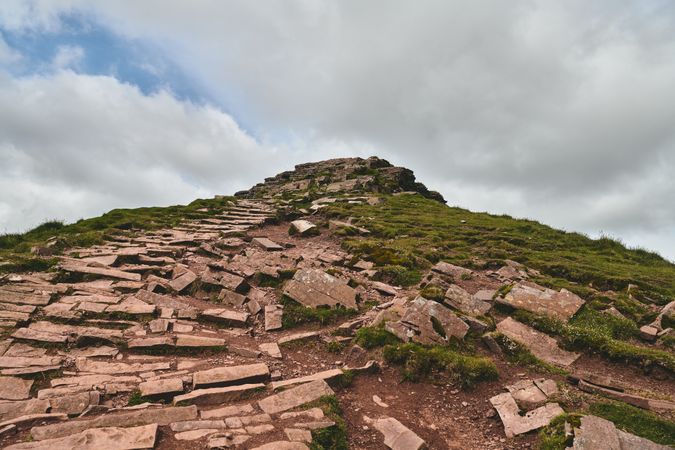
[0,196,235,273]
[327,193,675,304]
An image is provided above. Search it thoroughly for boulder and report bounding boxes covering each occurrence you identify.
[571,415,669,449]
[258,380,334,415]
[385,297,469,345]
[283,269,357,309]
[497,283,585,321]
[289,220,318,236]
[444,284,491,316]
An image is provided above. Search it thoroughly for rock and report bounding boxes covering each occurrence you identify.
[577,380,675,413]
[285,428,313,442]
[370,416,426,450]
[225,413,271,428]
[290,220,317,236]
[571,415,669,449]
[506,380,548,410]
[175,429,219,441]
[283,269,357,309]
[139,378,184,398]
[496,283,585,321]
[371,281,397,296]
[105,298,155,315]
[0,413,67,430]
[218,289,247,307]
[258,380,334,415]
[208,434,251,448]
[0,376,33,400]
[193,363,270,389]
[278,331,321,346]
[250,442,309,450]
[489,392,563,438]
[385,297,469,345]
[259,342,282,359]
[175,335,226,348]
[200,270,247,292]
[496,317,580,367]
[640,325,659,342]
[173,383,265,406]
[59,263,142,281]
[431,262,472,279]
[252,237,284,251]
[201,308,250,327]
[169,270,197,293]
[373,395,389,408]
[200,403,255,419]
[6,423,158,450]
[444,285,491,316]
[148,319,170,333]
[49,391,100,416]
[75,358,170,374]
[30,406,197,440]
[127,336,174,350]
[0,399,50,421]
[170,420,227,432]
[265,305,284,331]
[271,369,343,390]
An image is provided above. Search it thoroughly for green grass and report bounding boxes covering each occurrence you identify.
[588,402,675,445]
[0,196,236,273]
[307,395,349,450]
[354,326,401,349]
[127,390,149,406]
[382,342,498,388]
[513,310,675,371]
[281,298,358,329]
[419,285,445,302]
[538,413,581,450]
[327,194,675,301]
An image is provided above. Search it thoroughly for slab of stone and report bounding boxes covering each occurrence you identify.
[290,220,317,236]
[444,284,491,316]
[175,335,226,348]
[431,261,473,279]
[201,308,249,327]
[218,289,247,307]
[193,363,270,389]
[128,336,174,350]
[489,392,563,438]
[59,263,141,281]
[640,325,658,342]
[49,391,99,416]
[7,423,158,450]
[139,378,184,398]
[258,379,334,415]
[278,331,321,346]
[200,403,255,419]
[169,270,197,293]
[271,369,344,390]
[259,342,282,359]
[496,317,580,367]
[265,305,284,331]
[0,399,50,421]
[506,379,548,410]
[283,269,357,309]
[76,358,171,374]
[571,415,669,450]
[170,420,227,432]
[250,443,309,450]
[0,356,63,369]
[370,416,426,450]
[208,435,251,448]
[386,297,469,345]
[173,383,265,406]
[148,318,170,333]
[371,281,397,296]
[175,429,219,440]
[200,270,247,292]
[286,428,312,443]
[0,376,33,400]
[497,283,585,321]
[252,237,284,251]
[105,297,155,315]
[30,405,197,440]
[578,380,675,412]
[0,290,51,306]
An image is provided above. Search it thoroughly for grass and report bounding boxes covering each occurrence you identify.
[281,298,358,329]
[419,284,445,302]
[326,194,675,302]
[382,342,498,388]
[588,402,675,445]
[354,326,401,349]
[306,395,349,450]
[513,309,675,372]
[0,196,236,273]
[538,413,581,450]
[127,390,148,406]
[493,333,568,375]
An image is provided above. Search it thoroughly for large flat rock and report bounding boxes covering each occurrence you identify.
[371,416,426,450]
[444,284,491,316]
[173,383,265,406]
[265,305,283,331]
[490,392,563,438]
[271,369,344,390]
[497,283,585,321]
[30,405,197,440]
[201,308,249,327]
[0,399,49,421]
[496,317,580,367]
[193,363,270,389]
[386,297,469,345]
[8,423,158,450]
[283,269,357,309]
[59,263,141,281]
[0,376,33,400]
[258,379,334,415]
[571,415,669,449]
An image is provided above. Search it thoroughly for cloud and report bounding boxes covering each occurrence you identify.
[51,44,84,69]
[1,1,674,259]
[0,34,21,64]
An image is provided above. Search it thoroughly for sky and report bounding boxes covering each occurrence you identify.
[0,1,674,261]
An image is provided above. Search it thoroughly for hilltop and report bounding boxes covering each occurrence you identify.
[0,156,673,449]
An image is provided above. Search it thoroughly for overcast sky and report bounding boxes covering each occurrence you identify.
[1,1,674,260]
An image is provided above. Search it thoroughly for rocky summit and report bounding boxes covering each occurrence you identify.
[0,156,673,449]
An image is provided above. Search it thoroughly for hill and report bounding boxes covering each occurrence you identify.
[0,156,673,449]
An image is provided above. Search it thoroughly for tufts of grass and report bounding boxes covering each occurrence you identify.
[127,390,149,406]
[281,298,358,329]
[326,341,345,353]
[382,342,498,388]
[354,326,401,349]
[588,402,675,446]
[538,413,582,450]
[419,285,445,302]
[307,395,349,450]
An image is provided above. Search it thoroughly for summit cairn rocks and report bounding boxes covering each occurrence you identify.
[283,269,357,309]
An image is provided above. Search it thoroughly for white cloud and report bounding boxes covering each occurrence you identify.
[0,34,21,65]
[1,1,675,260]
[51,44,84,69]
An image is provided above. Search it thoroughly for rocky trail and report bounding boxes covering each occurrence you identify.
[0,157,673,449]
